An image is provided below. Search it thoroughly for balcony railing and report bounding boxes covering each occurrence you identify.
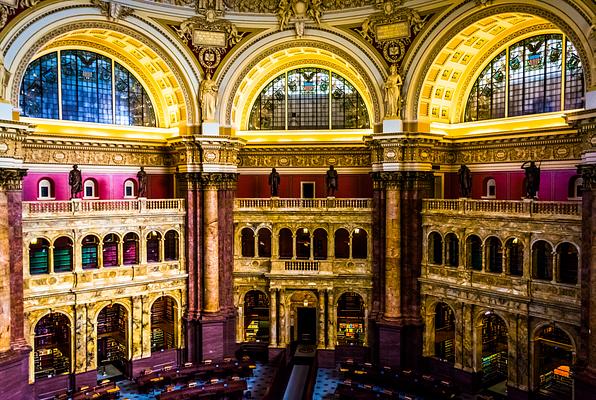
[423,199,581,219]
[284,261,320,271]
[235,198,372,210]
[23,198,185,217]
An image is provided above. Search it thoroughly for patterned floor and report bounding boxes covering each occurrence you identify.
[114,362,275,400]
[312,368,340,399]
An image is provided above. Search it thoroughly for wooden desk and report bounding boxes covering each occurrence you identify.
[157,379,247,400]
[71,382,120,400]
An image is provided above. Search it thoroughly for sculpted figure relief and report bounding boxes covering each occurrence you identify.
[0,53,10,100]
[69,164,83,199]
[522,160,541,199]
[200,73,218,122]
[326,165,338,197]
[268,168,281,197]
[457,164,472,198]
[137,166,148,197]
[384,64,402,118]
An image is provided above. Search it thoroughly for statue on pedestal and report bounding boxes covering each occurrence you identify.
[522,161,541,199]
[457,164,472,198]
[137,166,148,198]
[268,168,280,197]
[326,165,338,197]
[384,64,402,118]
[200,73,218,122]
[69,165,82,199]
[0,53,10,101]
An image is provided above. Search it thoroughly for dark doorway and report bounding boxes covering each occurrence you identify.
[297,307,316,344]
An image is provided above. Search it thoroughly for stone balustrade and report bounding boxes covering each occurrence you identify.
[235,197,372,210]
[236,258,370,276]
[22,198,185,217]
[423,198,581,219]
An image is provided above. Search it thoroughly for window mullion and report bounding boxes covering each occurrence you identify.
[57,52,63,120]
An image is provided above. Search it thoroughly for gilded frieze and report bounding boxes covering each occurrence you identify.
[238,146,370,168]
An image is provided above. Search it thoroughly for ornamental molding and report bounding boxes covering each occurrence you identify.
[0,0,41,31]
[276,0,323,37]
[10,17,193,125]
[0,167,27,190]
[148,0,376,13]
[169,135,244,167]
[224,39,382,126]
[238,145,370,168]
[411,4,593,120]
[90,0,134,21]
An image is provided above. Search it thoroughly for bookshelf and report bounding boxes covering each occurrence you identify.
[482,351,507,382]
[97,305,127,369]
[103,242,118,267]
[30,247,49,275]
[243,291,270,343]
[82,244,98,269]
[34,314,70,379]
[53,247,72,272]
[151,297,175,352]
[337,292,364,346]
[337,321,364,345]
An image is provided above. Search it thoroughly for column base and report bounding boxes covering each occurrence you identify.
[0,347,32,400]
[316,349,336,368]
[575,366,596,399]
[377,319,402,367]
[506,385,531,400]
[200,314,226,361]
[73,370,97,391]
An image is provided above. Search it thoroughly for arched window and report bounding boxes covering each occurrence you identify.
[124,180,136,198]
[123,232,139,265]
[352,228,368,259]
[82,235,99,269]
[249,67,370,130]
[296,228,311,259]
[278,228,293,259]
[334,228,350,259]
[257,228,272,257]
[428,232,443,265]
[506,238,524,276]
[535,326,574,396]
[568,176,583,199]
[557,242,578,285]
[485,178,496,198]
[467,235,482,271]
[164,230,179,261]
[34,313,71,380]
[533,240,553,280]
[20,50,156,127]
[313,228,327,260]
[241,228,255,257]
[83,179,97,199]
[102,234,119,267]
[146,231,161,263]
[465,34,584,122]
[29,238,50,275]
[38,178,54,200]
[486,237,503,273]
[53,236,73,273]
[445,233,459,267]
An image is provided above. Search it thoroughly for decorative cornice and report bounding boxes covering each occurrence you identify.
[0,167,27,190]
[238,145,370,168]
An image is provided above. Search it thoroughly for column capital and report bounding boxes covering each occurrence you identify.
[578,164,596,190]
[0,168,26,191]
[201,172,238,190]
[371,170,434,190]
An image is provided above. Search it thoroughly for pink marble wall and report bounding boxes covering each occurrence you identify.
[22,173,173,201]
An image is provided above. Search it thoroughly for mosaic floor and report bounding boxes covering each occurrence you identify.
[113,362,275,400]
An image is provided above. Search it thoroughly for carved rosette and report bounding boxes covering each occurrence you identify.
[0,168,27,191]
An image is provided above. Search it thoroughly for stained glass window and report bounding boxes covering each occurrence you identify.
[465,34,583,122]
[249,67,370,130]
[20,50,156,127]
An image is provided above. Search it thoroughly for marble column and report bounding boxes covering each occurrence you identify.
[383,176,401,320]
[575,163,596,398]
[131,296,143,360]
[0,168,31,400]
[462,303,474,372]
[203,181,219,313]
[327,290,336,350]
[279,290,288,347]
[269,288,277,347]
[422,306,435,357]
[317,290,325,349]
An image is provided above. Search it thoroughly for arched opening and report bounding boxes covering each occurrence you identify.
[29,238,50,275]
[97,304,128,377]
[81,235,99,269]
[486,237,503,273]
[146,231,161,263]
[34,313,71,380]
[83,179,98,199]
[445,233,459,267]
[296,228,311,259]
[53,236,73,273]
[557,242,578,285]
[241,228,255,257]
[290,291,318,344]
[506,238,524,276]
[337,292,365,346]
[568,175,583,199]
[164,230,179,261]
[334,228,350,259]
[535,326,574,398]
[485,178,496,199]
[278,228,293,259]
[481,313,508,384]
[533,240,553,280]
[244,290,269,343]
[102,234,120,267]
[257,228,272,257]
[38,178,54,200]
[122,232,139,265]
[467,235,483,271]
[124,179,136,198]
[428,232,443,265]
[313,228,328,259]
[151,297,176,353]
[352,228,368,259]
[434,303,455,363]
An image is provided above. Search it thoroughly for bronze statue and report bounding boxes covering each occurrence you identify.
[326,165,338,196]
[137,166,148,198]
[457,164,472,198]
[69,164,82,199]
[522,161,541,199]
[268,168,280,197]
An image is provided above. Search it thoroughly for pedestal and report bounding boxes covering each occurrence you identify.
[383,118,403,133]
[202,122,219,136]
[200,316,225,360]
[0,101,13,121]
[377,320,401,367]
[0,348,32,400]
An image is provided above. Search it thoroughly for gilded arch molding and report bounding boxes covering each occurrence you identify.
[407,2,594,123]
[8,18,195,127]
